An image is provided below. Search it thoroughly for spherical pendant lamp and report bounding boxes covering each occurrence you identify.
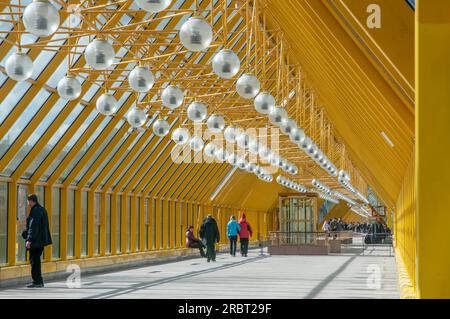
[236,73,260,99]
[215,148,228,162]
[153,119,170,137]
[5,52,34,81]
[23,0,60,37]
[248,139,260,155]
[268,107,288,126]
[203,142,217,158]
[206,114,225,133]
[189,136,204,152]
[162,85,184,110]
[171,128,190,145]
[290,127,305,145]
[96,93,118,116]
[187,101,207,123]
[57,75,81,101]
[227,153,238,166]
[236,157,248,170]
[135,0,171,12]
[212,49,240,79]
[179,17,213,52]
[280,118,297,135]
[254,92,276,115]
[85,39,115,70]
[224,126,240,143]
[128,66,155,93]
[236,133,251,150]
[127,107,147,128]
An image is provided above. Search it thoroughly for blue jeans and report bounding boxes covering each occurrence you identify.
[229,236,237,255]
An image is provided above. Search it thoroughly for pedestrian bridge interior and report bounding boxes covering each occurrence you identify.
[0,0,447,299]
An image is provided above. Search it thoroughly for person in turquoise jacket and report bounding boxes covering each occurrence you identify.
[227,216,241,257]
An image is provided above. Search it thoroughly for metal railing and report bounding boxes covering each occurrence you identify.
[268,231,353,246]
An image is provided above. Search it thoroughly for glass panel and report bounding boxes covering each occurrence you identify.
[152,198,156,249]
[106,194,111,254]
[23,104,84,179]
[136,197,140,251]
[0,81,32,127]
[3,97,68,177]
[16,185,27,263]
[52,187,60,259]
[34,185,45,208]
[116,195,121,253]
[126,196,131,252]
[94,193,100,255]
[67,189,75,257]
[81,191,88,256]
[0,182,7,264]
[144,198,149,251]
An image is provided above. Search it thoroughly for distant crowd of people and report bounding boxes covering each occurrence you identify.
[185,213,253,262]
[322,218,391,234]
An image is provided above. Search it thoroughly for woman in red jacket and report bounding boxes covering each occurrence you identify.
[186,226,205,257]
[238,214,253,257]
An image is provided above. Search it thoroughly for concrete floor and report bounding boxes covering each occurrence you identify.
[0,248,399,299]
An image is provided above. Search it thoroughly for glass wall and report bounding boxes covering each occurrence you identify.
[0,183,7,264]
[52,187,60,259]
[81,191,88,256]
[279,197,314,244]
[94,193,100,256]
[16,185,27,263]
[67,189,75,257]
[106,194,111,254]
[116,195,121,253]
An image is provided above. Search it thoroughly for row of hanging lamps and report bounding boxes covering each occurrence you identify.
[23,0,60,37]
[129,65,155,92]
[5,52,34,81]
[135,0,171,12]
[162,85,184,110]
[187,101,208,122]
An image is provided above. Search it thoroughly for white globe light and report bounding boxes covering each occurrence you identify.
[127,108,147,128]
[268,107,288,126]
[179,17,213,52]
[248,139,260,155]
[5,52,34,81]
[236,133,251,150]
[189,136,204,152]
[224,126,240,143]
[276,175,284,185]
[236,158,248,170]
[23,0,60,37]
[280,118,297,135]
[153,119,170,137]
[227,153,238,166]
[203,143,217,158]
[289,165,298,175]
[57,76,81,101]
[290,127,305,144]
[269,153,280,167]
[85,39,115,70]
[308,143,318,156]
[236,73,260,99]
[212,49,240,79]
[128,66,155,92]
[300,136,313,151]
[206,114,225,133]
[171,128,190,145]
[96,93,118,116]
[215,148,228,162]
[259,146,271,162]
[187,101,207,123]
[246,162,257,173]
[135,0,171,12]
[162,85,184,110]
[254,92,276,115]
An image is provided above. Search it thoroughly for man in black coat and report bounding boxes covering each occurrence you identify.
[199,214,220,262]
[24,194,52,288]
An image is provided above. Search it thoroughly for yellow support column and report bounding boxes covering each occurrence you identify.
[416,0,450,298]
[60,187,68,261]
[100,192,106,256]
[130,194,136,253]
[175,200,182,248]
[74,189,82,259]
[121,194,127,254]
[147,197,153,250]
[87,191,94,258]
[139,196,145,252]
[162,199,169,249]
[110,193,117,256]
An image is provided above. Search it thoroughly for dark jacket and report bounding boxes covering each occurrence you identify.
[186,230,200,248]
[25,203,52,248]
[199,216,220,244]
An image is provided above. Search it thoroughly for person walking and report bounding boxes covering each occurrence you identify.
[322,219,331,240]
[23,194,52,288]
[186,225,205,258]
[199,214,220,262]
[238,213,252,257]
[227,216,240,257]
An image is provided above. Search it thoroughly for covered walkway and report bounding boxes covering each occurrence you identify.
[0,249,399,299]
